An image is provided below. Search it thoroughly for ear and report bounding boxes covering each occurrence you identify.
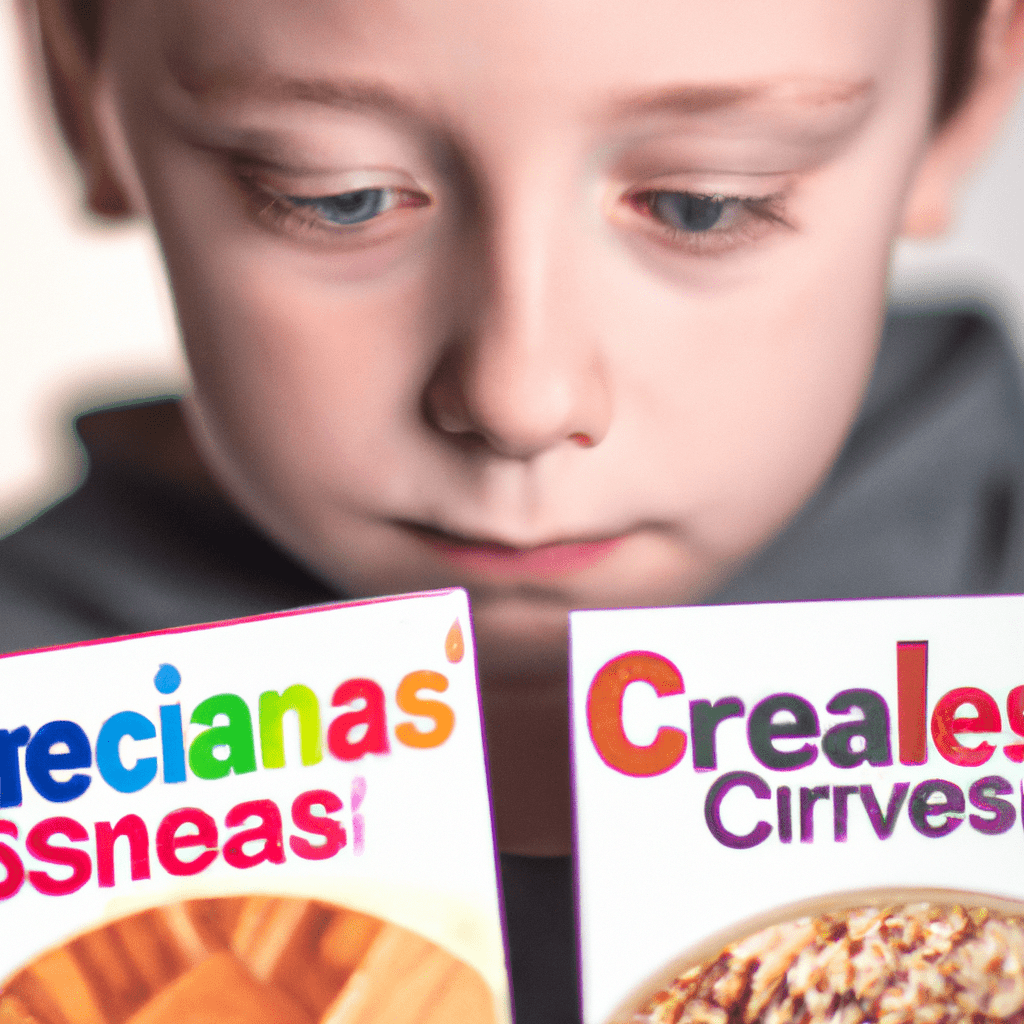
[25,0,134,219]
[902,0,1024,237]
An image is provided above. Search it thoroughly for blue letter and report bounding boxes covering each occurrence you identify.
[160,705,187,783]
[96,712,158,794]
[0,727,30,808]
[25,721,92,803]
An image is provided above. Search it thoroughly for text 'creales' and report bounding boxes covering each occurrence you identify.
[586,642,1024,848]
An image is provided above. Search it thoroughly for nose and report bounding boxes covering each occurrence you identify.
[424,202,612,460]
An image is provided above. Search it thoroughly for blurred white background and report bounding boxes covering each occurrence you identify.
[0,1,187,535]
[1,0,1023,535]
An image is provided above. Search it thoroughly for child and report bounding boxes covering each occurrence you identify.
[4,0,1024,1019]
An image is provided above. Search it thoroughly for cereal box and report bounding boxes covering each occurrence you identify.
[571,595,1024,1024]
[0,588,510,1024]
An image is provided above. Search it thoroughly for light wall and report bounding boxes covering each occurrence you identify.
[0,1,187,534]
[1,1,1023,535]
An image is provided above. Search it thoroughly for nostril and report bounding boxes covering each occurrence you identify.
[423,353,473,434]
[422,377,495,452]
[430,403,469,436]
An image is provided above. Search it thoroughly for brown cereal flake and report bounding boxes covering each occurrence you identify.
[625,903,1024,1024]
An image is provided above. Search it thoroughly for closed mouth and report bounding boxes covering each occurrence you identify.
[398,522,628,577]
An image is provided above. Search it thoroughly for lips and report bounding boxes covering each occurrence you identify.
[400,523,627,577]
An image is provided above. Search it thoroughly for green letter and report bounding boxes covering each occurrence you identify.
[259,685,323,768]
[189,694,257,780]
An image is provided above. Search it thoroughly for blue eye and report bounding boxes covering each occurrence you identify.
[288,189,389,226]
[648,192,730,233]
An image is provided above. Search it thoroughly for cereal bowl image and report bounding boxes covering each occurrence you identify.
[609,890,1024,1024]
[0,896,496,1024]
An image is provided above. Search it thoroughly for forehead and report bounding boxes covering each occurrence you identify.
[139,0,933,126]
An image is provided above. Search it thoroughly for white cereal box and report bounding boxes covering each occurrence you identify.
[571,595,1024,1024]
[0,588,510,1024]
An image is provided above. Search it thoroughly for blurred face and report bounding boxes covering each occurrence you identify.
[97,0,938,680]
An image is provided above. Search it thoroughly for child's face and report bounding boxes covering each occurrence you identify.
[97,0,938,675]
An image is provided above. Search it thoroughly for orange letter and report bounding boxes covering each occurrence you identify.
[586,652,686,777]
[395,671,455,748]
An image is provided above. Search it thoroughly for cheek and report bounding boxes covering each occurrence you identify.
[709,271,886,538]
[673,124,927,553]
[127,134,449,512]
[165,236,443,506]
[604,188,900,555]
[709,166,916,532]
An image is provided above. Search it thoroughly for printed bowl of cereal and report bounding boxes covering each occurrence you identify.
[0,895,496,1024]
[608,889,1024,1024]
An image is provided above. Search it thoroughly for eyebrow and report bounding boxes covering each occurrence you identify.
[607,78,876,118]
[168,53,430,122]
